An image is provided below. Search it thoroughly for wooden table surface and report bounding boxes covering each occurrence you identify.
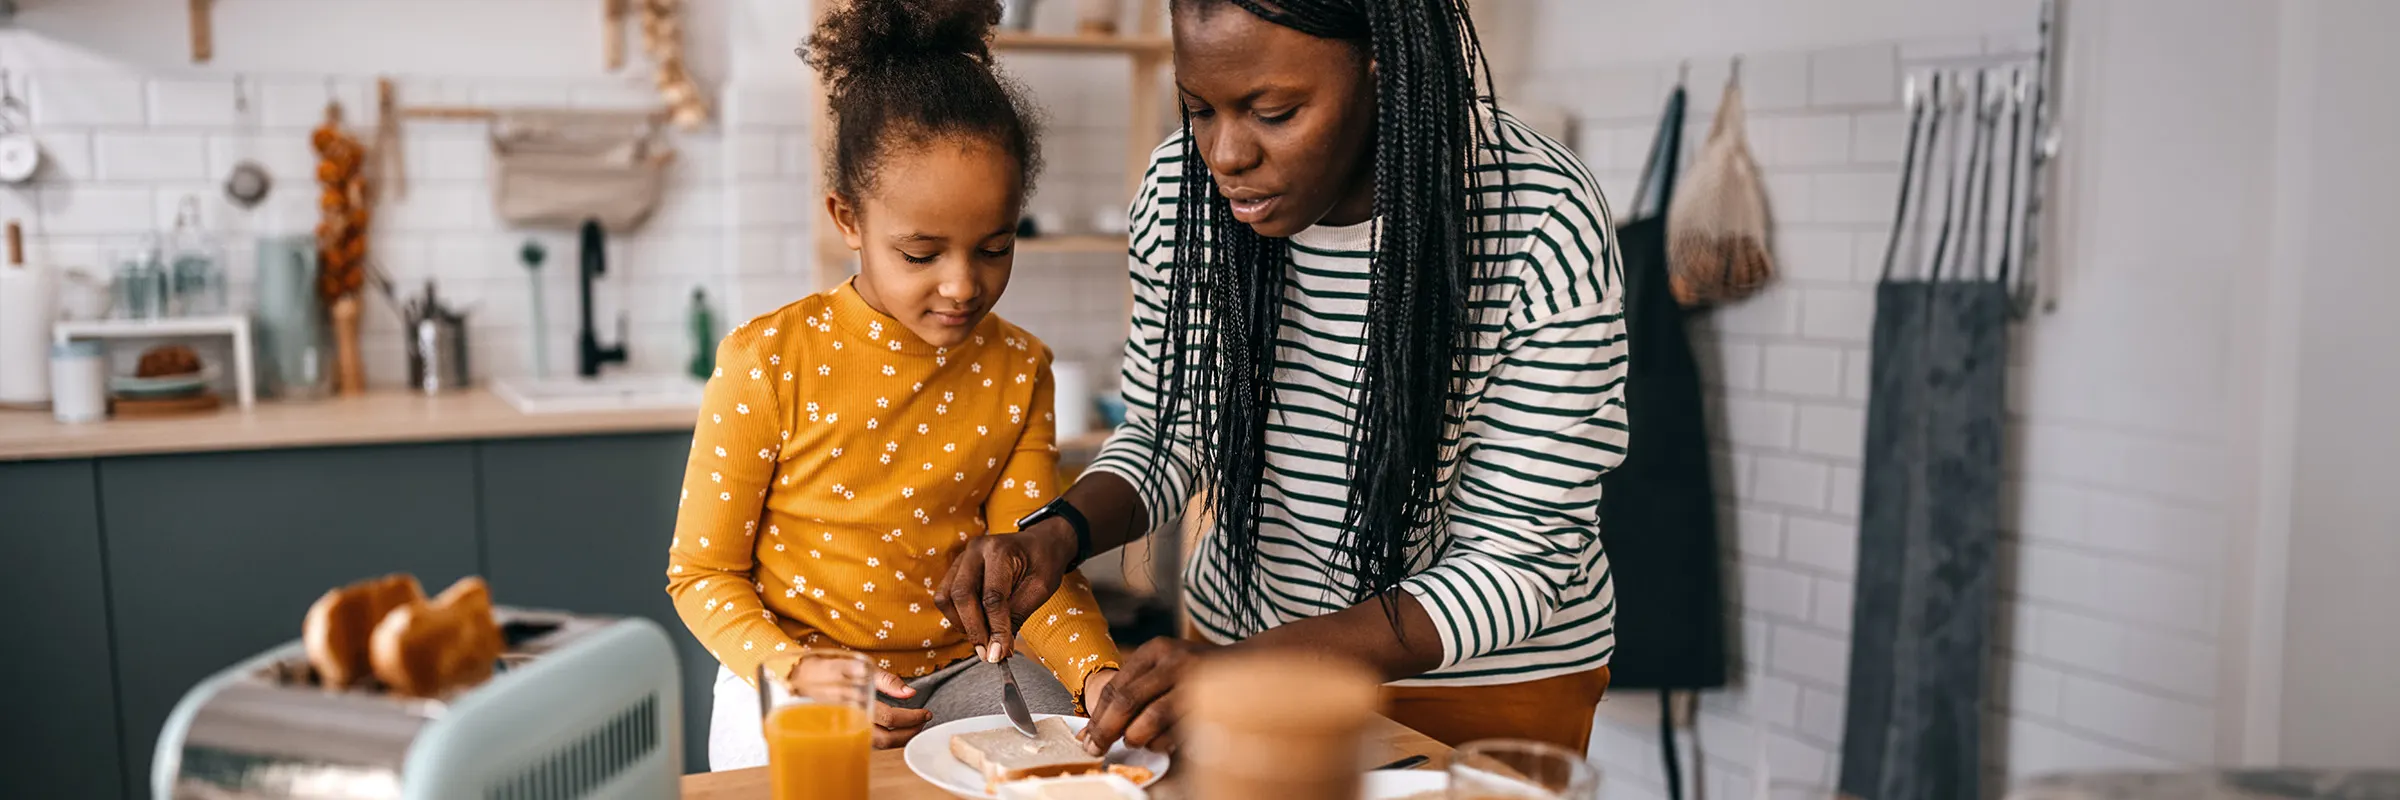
[680,715,1451,799]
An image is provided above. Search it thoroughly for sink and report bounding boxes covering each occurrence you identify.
[491,374,705,414]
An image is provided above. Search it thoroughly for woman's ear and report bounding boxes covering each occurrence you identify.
[826,194,865,251]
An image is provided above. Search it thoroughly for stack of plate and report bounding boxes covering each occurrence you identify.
[112,364,220,416]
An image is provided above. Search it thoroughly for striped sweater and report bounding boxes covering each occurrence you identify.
[1084,111,1630,687]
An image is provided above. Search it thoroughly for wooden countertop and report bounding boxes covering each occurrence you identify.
[0,390,698,462]
[679,714,1449,799]
[0,390,1119,464]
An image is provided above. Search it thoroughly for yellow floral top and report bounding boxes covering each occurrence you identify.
[665,280,1119,701]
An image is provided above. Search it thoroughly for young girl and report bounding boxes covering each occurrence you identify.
[666,0,1119,769]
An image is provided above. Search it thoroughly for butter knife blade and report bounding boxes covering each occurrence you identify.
[996,657,1039,739]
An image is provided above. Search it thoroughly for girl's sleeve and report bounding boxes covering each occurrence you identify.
[666,331,806,685]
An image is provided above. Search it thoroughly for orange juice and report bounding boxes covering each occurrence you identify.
[765,703,869,800]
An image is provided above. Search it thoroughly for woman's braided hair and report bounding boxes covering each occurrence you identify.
[1155,0,1497,635]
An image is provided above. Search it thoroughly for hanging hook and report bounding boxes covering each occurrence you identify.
[232,73,249,115]
[1730,55,1744,87]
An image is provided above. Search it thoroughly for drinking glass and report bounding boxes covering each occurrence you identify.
[765,650,874,800]
[1447,739,1599,800]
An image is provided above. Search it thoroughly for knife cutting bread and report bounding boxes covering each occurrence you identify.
[301,572,502,698]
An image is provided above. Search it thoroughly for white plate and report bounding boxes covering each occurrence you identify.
[903,714,1171,800]
[1363,768,1448,798]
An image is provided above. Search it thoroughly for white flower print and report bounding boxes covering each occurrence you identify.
[895,570,905,580]
[759,448,773,460]
[765,327,779,336]
[806,316,819,327]
[902,487,914,498]
[882,365,896,377]
[1008,405,1021,416]
[936,404,948,415]
[854,601,865,611]
[699,537,711,548]
[806,402,819,413]
[1047,614,1058,625]
[831,483,846,494]
[830,609,840,619]
[750,368,764,380]
[774,543,786,552]
[954,473,964,481]
[875,630,888,640]
[710,471,722,483]
[1065,608,1082,616]
[743,640,754,651]
[1025,486,1039,498]
[827,413,840,423]
[769,355,781,365]
[776,642,788,651]
[870,321,883,334]
[812,588,824,597]
[714,446,727,457]
[1016,374,1027,384]
[921,641,933,649]
[864,582,875,592]
[943,443,955,452]
[831,341,842,350]
[736,403,750,414]
[912,382,924,392]
[713,413,723,424]
[886,442,899,452]
[713,367,723,378]
[984,379,993,387]
[880,454,892,465]
[922,462,934,471]
[971,363,982,373]
[818,365,831,376]
[888,340,902,351]
[811,550,822,558]
[698,579,712,589]
[975,335,985,345]
[784,371,794,380]
[988,458,998,468]
[822,532,833,541]
[831,448,844,457]
[867,556,880,567]
[704,598,719,610]
[671,564,684,574]
[917,423,929,434]
[781,430,791,440]
[939,618,951,629]
[866,419,878,430]
[876,397,889,408]
[936,356,947,366]
[1003,479,1016,489]
[843,490,855,499]
[977,425,988,435]
[1069,633,1080,643]
[720,492,732,501]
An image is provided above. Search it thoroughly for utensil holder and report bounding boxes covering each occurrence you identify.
[407,316,469,394]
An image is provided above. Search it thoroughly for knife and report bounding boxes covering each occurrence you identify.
[995,656,1040,739]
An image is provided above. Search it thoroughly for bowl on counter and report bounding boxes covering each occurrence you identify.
[1096,392,1127,428]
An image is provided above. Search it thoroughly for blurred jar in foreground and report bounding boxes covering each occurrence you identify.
[1184,650,1382,800]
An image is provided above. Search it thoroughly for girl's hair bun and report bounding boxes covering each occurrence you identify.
[803,0,1002,95]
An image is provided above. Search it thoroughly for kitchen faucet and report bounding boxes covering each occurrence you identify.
[577,219,627,378]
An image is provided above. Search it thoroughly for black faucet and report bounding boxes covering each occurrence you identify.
[577,219,627,378]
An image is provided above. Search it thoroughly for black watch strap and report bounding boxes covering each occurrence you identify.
[1016,498,1093,567]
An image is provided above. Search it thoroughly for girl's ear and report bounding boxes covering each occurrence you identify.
[827,194,865,251]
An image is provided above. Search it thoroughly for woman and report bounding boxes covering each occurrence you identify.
[937,0,1627,753]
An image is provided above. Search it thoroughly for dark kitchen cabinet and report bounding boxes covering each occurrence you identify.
[476,432,717,772]
[0,459,125,800]
[97,444,481,798]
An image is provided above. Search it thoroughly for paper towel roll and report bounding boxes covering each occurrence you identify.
[1052,360,1092,438]
[0,262,57,407]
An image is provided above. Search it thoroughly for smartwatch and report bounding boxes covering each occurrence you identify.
[1014,497,1092,568]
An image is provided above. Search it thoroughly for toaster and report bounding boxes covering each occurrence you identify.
[153,608,683,800]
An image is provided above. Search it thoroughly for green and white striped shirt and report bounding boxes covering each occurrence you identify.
[1086,111,1628,687]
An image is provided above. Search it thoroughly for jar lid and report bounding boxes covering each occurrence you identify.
[51,339,103,358]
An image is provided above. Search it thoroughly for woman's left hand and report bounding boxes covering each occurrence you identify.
[1080,637,1218,755]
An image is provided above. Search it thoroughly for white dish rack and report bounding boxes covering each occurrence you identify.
[54,314,257,409]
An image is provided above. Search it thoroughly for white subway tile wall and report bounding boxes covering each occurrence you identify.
[4,59,1137,391]
[1525,29,2234,798]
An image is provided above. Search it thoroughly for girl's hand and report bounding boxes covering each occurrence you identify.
[870,670,933,749]
[1082,668,1119,716]
[1080,639,1218,755]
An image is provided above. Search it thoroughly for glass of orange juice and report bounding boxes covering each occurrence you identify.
[766,649,875,800]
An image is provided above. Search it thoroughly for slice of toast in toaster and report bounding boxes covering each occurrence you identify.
[303,573,425,689]
[951,717,1106,783]
[368,576,504,698]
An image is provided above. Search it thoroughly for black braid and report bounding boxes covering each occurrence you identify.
[1155,0,1497,636]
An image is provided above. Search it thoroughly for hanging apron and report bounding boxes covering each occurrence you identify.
[1838,71,2018,800]
[1598,82,1729,693]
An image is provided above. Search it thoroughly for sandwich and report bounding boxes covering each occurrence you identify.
[950,717,1107,783]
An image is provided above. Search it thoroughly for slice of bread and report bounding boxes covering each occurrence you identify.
[951,717,1106,783]
[302,573,425,689]
[367,577,504,698]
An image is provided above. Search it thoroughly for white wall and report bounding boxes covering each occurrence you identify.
[0,0,1133,389]
[2275,0,2400,767]
[1506,0,2311,796]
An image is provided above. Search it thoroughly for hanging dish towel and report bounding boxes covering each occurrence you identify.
[490,109,674,232]
[1666,67,1775,307]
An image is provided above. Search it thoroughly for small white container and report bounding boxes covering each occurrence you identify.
[49,339,107,423]
[996,773,1148,800]
[1051,360,1093,437]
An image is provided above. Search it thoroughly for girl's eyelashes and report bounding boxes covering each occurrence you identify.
[978,245,1014,259]
[900,250,940,264]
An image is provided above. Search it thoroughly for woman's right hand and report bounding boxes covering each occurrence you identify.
[870,670,932,749]
[936,517,1079,662]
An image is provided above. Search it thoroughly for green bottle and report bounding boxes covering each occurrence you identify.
[688,287,716,381]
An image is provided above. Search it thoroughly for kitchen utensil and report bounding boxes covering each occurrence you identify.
[255,233,330,399]
[155,609,683,799]
[406,314,469,394]
[521,239,551,378]
[330,294,364,394]
[49,340,106,423]
[1447,739,1598,800]
[0,221,55,407]
[115,392,221,418]
[903,715,1171,800]
[167,195,227,315]
[1373,755,1430,771]
[769,649,876,800]
[0,71,38,185]
[996,657,1041,739]
[224,78,272,208]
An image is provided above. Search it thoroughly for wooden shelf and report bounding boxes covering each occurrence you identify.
[993,32,1172,56]
[1017,235,1129,255]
